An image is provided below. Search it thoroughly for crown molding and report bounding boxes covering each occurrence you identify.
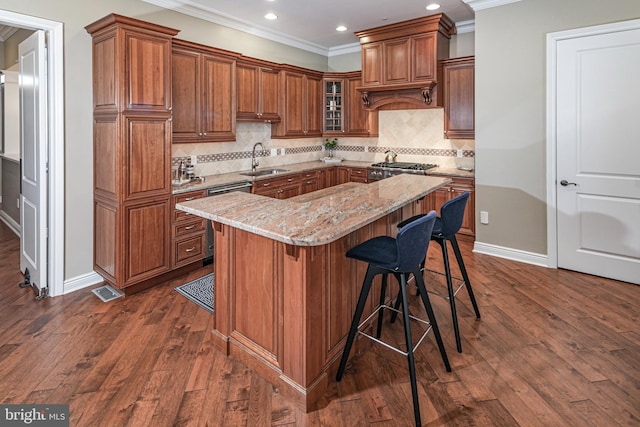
[142,0,330,56]
[456,20,475,34]
[328,43,361,57]
[462,0,523,11]
[144,0,477,57]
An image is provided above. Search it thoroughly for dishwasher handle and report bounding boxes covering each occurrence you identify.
[206,182,252,196]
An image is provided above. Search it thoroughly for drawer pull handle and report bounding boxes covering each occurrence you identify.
[184,225,195,230]
[185,247,196,252]
[287,178,294,182]
[263,183,270,187]
[184,197,195,201]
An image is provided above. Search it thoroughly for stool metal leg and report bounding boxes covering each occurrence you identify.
[398,272,421,427]
[336,265,378,382]
[450,235,481,319]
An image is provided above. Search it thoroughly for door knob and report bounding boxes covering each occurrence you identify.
[560,180,577,186]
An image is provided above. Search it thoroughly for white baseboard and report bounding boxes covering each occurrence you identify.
[63,271,104,294]
[473,241,550,268]
[0,210,20,236]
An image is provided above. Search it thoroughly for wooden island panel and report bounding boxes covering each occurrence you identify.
[211,197,427,410]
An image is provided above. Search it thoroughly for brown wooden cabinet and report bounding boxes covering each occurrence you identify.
[336,166,369,184]
[271,66,323,138]
[171,40,238,143]
[171,190,207,268]
[300,170,321,194]
[355,14,455,109]
[442,56,475,139]
[252,174,302,199]
[425,176,475,236]
[323,72,378,137]
[236,57,280,122]
[86,14,178,289]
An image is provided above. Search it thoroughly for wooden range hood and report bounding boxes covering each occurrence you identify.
[354,14,456,111]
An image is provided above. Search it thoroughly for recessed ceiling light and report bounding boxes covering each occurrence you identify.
[336,25,347,32]
[264,12,278,20]
[426,3,441,10]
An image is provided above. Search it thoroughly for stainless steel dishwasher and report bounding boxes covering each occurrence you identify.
[204,181,252,264]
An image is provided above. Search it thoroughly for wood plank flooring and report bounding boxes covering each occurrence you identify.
[0,219,638,426]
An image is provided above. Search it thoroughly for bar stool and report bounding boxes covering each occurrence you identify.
[336,211,451,427]
[396,191,481,353]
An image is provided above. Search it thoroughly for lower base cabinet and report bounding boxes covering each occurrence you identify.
[172,190,207,268]
[425,176,475,236]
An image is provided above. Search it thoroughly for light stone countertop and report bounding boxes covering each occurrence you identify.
[171,160,371,194]
[171,160,473,195]
[176,174,451,246]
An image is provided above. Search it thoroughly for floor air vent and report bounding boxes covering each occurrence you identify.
[92,285,124,302]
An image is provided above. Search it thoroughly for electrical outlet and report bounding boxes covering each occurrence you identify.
[480,211,489,224]
[191,155,197,165]
[456,149,463,158]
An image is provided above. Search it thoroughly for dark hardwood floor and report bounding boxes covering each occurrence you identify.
[0,219,638,426]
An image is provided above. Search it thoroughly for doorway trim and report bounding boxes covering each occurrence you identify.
[0,10,64,297]
[546,18,640,271]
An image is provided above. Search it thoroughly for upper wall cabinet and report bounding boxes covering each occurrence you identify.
[355,14,455,110]
[171,40,239,143]
[271,66,323,138]
[442,56,474,139]
[323,71,378,137]
[236,57,281,122]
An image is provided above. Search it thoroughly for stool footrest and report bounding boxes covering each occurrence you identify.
[357,303,433,357]
[413,268,466,300]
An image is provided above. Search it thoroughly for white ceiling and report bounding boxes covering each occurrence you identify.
[143,0,476,55]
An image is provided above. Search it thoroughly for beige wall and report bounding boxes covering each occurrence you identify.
[474,0,640,254]
[2,28,32,67]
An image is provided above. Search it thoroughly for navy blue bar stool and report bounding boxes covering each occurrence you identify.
[336,211,451,427]
[396,191,481,353]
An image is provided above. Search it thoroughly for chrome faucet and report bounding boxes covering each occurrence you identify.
[384,149,398,163]
[252,142,265,172]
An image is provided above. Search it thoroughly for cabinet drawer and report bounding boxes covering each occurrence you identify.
[173,190,206,223]
[173,217,206,237]
[173,234,205,265]
[253,174,302,194]
[173,190,206,204]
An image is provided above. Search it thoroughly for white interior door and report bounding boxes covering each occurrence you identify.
[556,24,640,285]
[19,30,48,296]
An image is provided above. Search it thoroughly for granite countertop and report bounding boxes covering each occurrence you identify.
[171,160,370,194]
[171,160,473,194]
[176,174,451,246]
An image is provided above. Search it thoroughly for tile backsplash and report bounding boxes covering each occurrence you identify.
[172,108,475,176]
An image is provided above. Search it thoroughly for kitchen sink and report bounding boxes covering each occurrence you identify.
[239,168,289,177]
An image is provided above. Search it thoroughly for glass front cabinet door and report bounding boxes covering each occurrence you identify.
[324,79,343,134]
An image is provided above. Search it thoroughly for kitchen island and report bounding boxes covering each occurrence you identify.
[176,174,450,411]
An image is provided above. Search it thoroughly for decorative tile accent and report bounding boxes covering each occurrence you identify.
[197,150,269,163]
[283,145,322,155]
[367,146,474,157]
[334,145,365,152]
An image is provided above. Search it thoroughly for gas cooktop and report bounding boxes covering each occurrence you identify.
[370,162,438,171]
